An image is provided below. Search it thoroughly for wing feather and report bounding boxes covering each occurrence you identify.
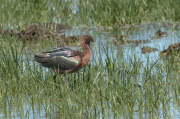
[34,47,81,71]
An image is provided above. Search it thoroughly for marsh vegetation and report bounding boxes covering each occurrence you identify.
[0,0,180,118]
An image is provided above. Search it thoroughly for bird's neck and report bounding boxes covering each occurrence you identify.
[82,44,91,67]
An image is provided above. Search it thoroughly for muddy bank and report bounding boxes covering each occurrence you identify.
[155,30,168,37]
[128,39,151,47]
[141,46,158,54]
[113,30,168,48]
[0,23,71,41]
[150,30,168,39]
[160,42,180,56]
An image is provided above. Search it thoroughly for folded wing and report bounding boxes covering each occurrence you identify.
[34,47,81,71]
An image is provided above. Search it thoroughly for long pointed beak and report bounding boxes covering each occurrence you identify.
[90,43,94,62]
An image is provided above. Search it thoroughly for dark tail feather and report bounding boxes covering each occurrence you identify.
[34,57,51,63]
[34,53,51,63]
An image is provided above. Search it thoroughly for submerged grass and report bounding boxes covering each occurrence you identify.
[0,35,179,118]
[0,0,180,118]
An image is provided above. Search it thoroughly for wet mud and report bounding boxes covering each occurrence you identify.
[160,42,180,56]
[128,39,151,47]
[156,30,168,37]
[150,30,168,39]
[113,30,169,55]
[141,46,158,54]
[0,23,71,41]
[1,22,177,58]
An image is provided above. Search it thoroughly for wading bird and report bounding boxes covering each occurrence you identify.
[34,35,94,83]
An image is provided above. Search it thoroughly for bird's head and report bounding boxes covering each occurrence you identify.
[80,35,94,62]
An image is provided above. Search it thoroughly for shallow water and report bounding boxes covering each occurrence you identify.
[66,23,180,63]
[50,23,180,118]
[1,22,180,118]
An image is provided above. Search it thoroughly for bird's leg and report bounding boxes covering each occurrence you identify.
[62,71,67,84]
[62,75,65,84]
[53,74,57,84]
